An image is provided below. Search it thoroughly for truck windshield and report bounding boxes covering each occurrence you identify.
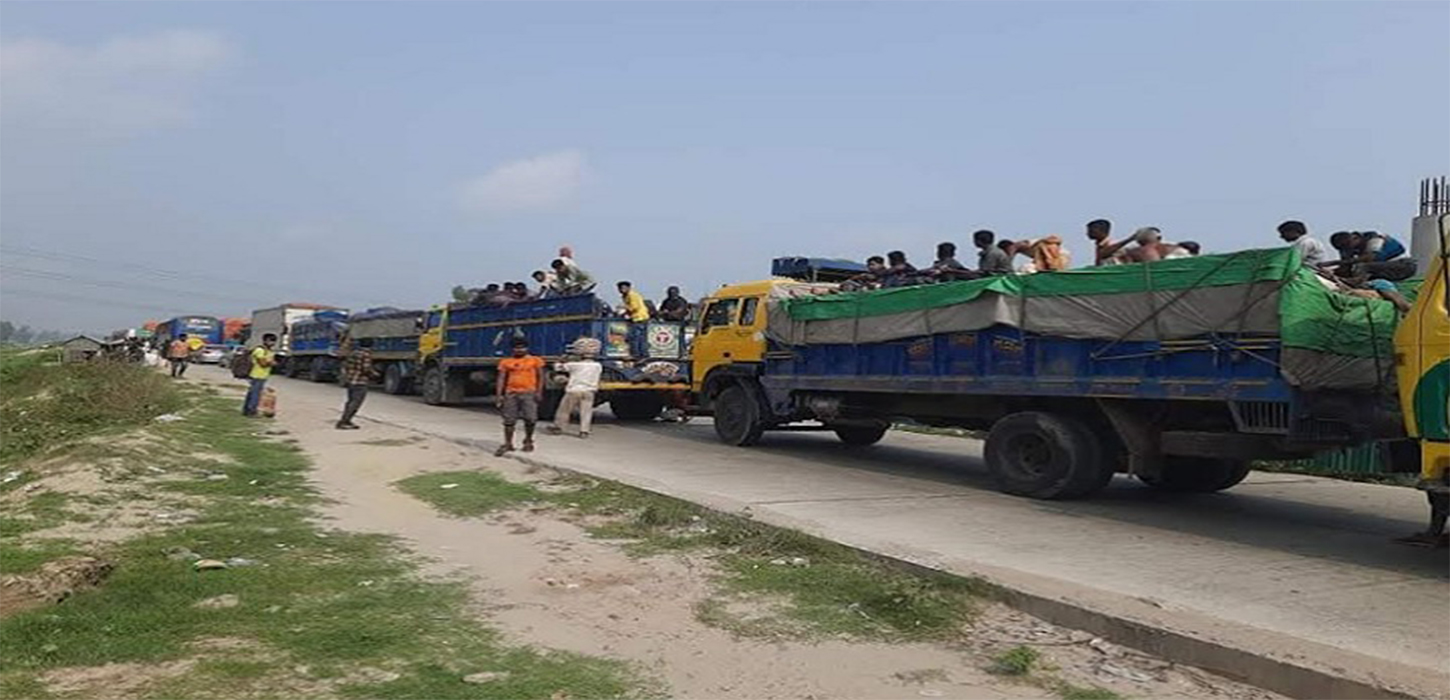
[701,299,740,332]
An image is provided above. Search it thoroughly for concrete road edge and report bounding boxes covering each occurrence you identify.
[378,418,1443,700]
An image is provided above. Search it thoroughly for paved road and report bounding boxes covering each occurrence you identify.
[246,370,1449,697]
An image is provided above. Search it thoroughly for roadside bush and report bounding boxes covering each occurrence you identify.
[0,359,183,463]
[990,645,1040,676]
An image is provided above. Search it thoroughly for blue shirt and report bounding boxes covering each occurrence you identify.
[1367,234,1406,262]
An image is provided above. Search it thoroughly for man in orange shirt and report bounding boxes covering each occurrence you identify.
[167,334,191,378]
[495,338,546,456]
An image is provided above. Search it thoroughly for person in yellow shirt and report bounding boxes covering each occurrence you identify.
[243,333,278,417]
[617,280,650,323]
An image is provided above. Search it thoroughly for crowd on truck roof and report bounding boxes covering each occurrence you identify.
[450,245,697,323]
[836,217,1417,313]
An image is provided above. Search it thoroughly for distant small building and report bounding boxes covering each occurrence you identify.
[60,336,105,363]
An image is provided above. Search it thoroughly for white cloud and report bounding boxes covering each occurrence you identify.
[0,29,234,135]
[456,150,586,214]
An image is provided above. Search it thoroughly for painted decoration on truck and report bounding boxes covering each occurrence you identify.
[605,322,630,358]
[647,323,680,358]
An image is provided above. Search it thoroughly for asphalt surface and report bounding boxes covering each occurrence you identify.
[240,370,1450,697]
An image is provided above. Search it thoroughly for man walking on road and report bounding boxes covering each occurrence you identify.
[548,342,602,438]
[167,334,191,378]
[337,337,376,430]
[243,333,278,417]
[495,338,545,456]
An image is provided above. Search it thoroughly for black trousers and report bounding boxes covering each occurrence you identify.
[340,385,368,425]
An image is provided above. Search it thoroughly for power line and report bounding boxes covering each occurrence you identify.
[1,286,194,316]
[0,265,266,307]
[0,243,397,307]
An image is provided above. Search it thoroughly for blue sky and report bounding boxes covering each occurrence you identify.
[2,1,1447,332]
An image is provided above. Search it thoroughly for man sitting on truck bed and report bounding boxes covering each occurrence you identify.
[658,286,690,322]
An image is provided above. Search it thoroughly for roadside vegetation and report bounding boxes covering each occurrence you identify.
[986,645,1122,700]
[0,349,640,699]
[399,469,986,643]
[401,469,1135,700]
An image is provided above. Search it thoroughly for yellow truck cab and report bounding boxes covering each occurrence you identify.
[1395,212,1449,546]
[691,279,835,399]
[692,257,864,403]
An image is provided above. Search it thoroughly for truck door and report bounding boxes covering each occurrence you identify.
[691,297,741,393]
[690,295,768,394]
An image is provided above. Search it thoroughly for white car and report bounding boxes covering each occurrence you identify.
[194,345,226,364]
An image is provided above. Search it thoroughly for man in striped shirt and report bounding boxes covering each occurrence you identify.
[337,337,376,430]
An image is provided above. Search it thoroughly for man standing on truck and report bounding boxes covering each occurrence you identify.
[618,281,650,322]
[167,334,191,378]
[243,333,278,417]
[495,338,546,456]
[336,337,376,430]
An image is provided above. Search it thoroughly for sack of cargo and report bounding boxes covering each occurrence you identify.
[230,349,253,379]
[260,388,277,418]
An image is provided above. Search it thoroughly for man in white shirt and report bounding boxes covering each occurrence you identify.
[1277,220,1327,268]
[547,341,603,438]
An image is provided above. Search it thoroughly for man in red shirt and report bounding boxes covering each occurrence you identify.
[495,338,546,456]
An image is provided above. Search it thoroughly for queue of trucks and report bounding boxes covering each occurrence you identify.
[197,215,1448,540]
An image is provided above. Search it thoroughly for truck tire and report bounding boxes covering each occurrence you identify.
[610,393,665,422]
[714,384,765,446]
[284,357,301,379]
[421,366,462,406]
[984,412,1113,499]
[310,359,332,383]
[1137,457,1251,493]
[383,364,408,395]
[833,424,889,446]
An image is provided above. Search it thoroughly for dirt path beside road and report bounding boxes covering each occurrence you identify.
[193,369,1278,700]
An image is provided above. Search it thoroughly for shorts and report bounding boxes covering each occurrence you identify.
[501,393,539,425]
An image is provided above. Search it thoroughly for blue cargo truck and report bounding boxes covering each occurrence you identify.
[417,293,691,420]
[286,309,349,382]
[691,250,1410,499]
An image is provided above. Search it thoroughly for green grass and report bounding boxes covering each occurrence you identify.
[395,471,543,517]
[403,470,985,643]
[989,645,1040,676]
[984,644,1123,700]
[0,491,85,538]
[0,387,639,698]
[0,357,184,464]
[1056,684,1124,700]
[0,539,82,574]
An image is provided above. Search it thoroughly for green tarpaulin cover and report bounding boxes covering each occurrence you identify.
[778,248,1404,360]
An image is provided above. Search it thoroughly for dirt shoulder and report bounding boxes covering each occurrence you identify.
[218,369,1281,700]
